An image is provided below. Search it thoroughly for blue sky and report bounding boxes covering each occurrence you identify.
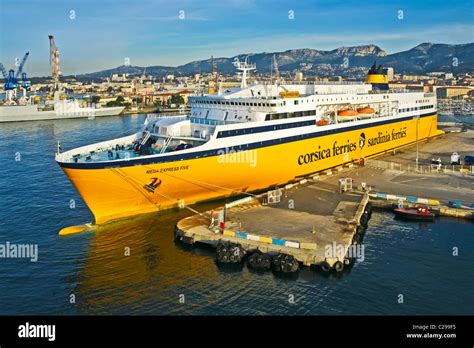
[0,0,473,76]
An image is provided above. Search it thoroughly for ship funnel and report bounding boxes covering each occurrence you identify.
[366,61,389,91]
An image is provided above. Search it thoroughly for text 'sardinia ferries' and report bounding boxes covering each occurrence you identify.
[56,60,443,224]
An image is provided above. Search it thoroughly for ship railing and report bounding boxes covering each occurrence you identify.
[55,133,139,162]
[146,114,188,121]
[145,115,189,129]
[261,81,364,86]
[189,116,238,126]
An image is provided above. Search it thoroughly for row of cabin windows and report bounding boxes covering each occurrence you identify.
[194,100,279,107]
[399,105,434,113]
[217,120,315,138]
[310,95,390,103]
[265,110,316,121]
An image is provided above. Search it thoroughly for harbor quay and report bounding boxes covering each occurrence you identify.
[175,176,371,272]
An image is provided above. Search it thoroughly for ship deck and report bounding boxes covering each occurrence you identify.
[72,145,142,163]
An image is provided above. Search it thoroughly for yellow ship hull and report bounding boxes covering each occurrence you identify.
[60,114,442,225]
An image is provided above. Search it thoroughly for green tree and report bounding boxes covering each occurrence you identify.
[106,96,126,107]
[91,95,101,104]
[170,94,184,105]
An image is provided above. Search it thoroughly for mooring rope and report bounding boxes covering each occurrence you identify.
[110,167,211,219]
[144,165,258,198]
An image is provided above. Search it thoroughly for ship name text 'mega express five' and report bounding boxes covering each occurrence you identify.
[56,62,442,224]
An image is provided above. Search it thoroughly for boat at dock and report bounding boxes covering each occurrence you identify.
[56,60,443,225]
[0,92,125,122]
[393,207,436,221]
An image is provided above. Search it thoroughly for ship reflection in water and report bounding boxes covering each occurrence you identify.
[0,115,472,316]
[69,208,474,315]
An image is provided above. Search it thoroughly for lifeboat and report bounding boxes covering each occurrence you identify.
[356,107,375,119]
[337,109,358,122]
[316,119,329,126]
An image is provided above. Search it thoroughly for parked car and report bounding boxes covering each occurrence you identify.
[464,155,474,166]
[431,157,442,170]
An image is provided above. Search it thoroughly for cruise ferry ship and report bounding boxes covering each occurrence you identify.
[56,60,443,225]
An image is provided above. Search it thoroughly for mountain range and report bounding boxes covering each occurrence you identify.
[82,43,473,79]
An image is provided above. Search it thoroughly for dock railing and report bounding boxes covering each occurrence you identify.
[366,159,474,176]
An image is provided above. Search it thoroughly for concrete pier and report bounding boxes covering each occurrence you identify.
[175,179,370,270]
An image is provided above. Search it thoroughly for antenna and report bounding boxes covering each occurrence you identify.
[233,56,256,89]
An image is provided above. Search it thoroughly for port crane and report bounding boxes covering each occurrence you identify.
[0,52,30,105]
[49,35,61,90]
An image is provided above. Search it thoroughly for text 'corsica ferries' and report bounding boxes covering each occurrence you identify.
[56,60,443,224]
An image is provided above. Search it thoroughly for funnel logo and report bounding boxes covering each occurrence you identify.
[359,133,366,149]
[144,177,161,193]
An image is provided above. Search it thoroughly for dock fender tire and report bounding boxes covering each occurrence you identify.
[173,226,181,241]
[272,253,299,273]
[360,213,369,228]
[353,233,361,244]
[344,258,352,266]
[217,241,244,263]
[229,243,245,263]
[366,202,373,220]
[333,261,344,272]
[321,261,331,272]
[271,253,283,272]
[216,240,231,263]
[283,255,299,273]
[247,251,271,270]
